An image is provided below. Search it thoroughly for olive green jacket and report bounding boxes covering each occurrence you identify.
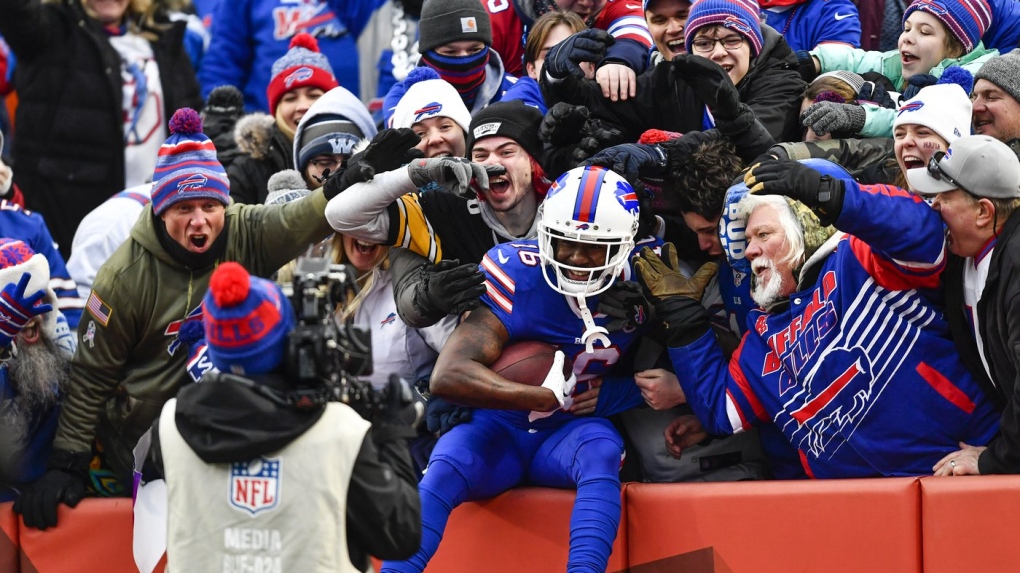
[54,190,332,478]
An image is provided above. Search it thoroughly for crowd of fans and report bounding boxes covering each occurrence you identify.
[1,0,1020,568]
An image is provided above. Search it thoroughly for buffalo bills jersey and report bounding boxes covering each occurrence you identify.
[480,237,659,430]
[0,200,82,328]
[764,0,861,51]
[669,181,999,479]
[486,0,527,77]
[983,0,1020,52]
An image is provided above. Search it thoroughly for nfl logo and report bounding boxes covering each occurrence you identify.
[229,457,281,516]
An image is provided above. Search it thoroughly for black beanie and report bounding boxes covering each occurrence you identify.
[418,0,492,54]
[467,101,544,161]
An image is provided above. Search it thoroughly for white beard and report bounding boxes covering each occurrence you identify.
[751,257,786,309]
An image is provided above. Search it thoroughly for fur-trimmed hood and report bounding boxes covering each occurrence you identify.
[233,113,277,161]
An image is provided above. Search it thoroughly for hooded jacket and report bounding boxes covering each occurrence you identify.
[291,86,377,173]
[668,181,1000,478]
[0,0,201,259]
[226,114,293,205]
[54,190,333,481]
[145,375,421,571]
[541,25,806,144]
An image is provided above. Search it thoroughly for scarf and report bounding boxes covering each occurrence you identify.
[420,49,489,110]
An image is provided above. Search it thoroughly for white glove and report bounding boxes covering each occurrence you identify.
[528,350,577,423]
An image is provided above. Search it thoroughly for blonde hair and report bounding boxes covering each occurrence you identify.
[65,0,167,41]
[330,234,390,322]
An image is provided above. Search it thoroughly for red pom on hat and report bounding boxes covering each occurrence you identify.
[209,262,251,307]
[168,107,203,136]
[289,32,320,53]
[638,129,683,145]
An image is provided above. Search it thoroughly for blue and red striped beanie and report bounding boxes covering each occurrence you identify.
[151,108,230,217]
[684,0,764,56]
[903,0,992,54]
[202,262,294,376]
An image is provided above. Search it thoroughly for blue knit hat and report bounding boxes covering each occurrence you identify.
[903,0,992,54]
[684,0,763,56]
[202,262,295,376]
[151,108,230,217]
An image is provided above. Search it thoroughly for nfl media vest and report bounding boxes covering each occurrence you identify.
[159,400,370,572]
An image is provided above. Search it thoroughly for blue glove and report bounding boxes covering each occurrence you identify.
[901,74,938,101]
[543,28,614,81]
[425,396,473,436]
[585,143,667,182]
[0,272,53,348]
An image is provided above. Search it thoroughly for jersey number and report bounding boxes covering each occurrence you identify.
[487,0,510,12]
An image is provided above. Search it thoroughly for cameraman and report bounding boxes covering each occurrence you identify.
[140,262,421,572]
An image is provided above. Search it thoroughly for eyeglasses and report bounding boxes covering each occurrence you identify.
[926,151,974,196]
[690,36,745,54]
[310,157,343,171]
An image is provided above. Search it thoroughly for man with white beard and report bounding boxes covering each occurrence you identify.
[632,158,1001,478]
[0,239,76,502]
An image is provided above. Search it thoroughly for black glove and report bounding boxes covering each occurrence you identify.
[744,159,845,226]
[540,102,590,146]
[425,396,473,435]
[13,450,91,530]
[795,50,818,83]
[901,73,938,101]
[323,128,424,198]
[633,181,659,239]
[572,118,625,164]
[585,142,667,182]
[543,28,615,80]
[597,280,656,332]
[373,375,426,443]
[800,101,866,139]
[413,259,487,318]
[857,72,898,109]
[672,54,742,121]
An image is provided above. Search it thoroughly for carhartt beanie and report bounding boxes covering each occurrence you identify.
[266,34,339,116]
[903,0,991,54]
[466,101,543,161]
[684,0,764,56]
[418,0,492,54]
[975,48,1020,106]
[202,262,295,376]
[151,108,231,217]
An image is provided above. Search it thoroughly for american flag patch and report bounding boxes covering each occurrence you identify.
[86,291,112,326]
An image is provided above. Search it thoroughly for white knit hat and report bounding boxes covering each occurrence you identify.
[390,67,471,134]
[893,83,972,145]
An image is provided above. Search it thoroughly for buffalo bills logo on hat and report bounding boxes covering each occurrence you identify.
[722,15,754,36]
[917,0,949,16]
[414,102,443,122]
[229,457,281,516]
[177,174,209,192]
[897,101,925,116]
[614,182,640,215]
[285,66,314,88]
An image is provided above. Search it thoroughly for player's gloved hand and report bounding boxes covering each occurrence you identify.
[529,350,577,422]
[13,449,90,530]
[597,280,656,332]
[325,128,424,198]
[585,142,667,182]
[413,259,487,318]
[543,28,615,81]
[633,181,660,239]
[744,159,845,226]
[425,396,474,435]
[0,272,53,350]
[572,118,625,164]
[799,100,866,139]
[672,54,742,121]
[901,73,938,101]
[634,244,716,347]
[540,102,590,146]
[407,157,504,197]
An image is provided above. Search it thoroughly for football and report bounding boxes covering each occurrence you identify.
[490,341,571,386]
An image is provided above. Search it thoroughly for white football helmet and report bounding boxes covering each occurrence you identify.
[537,166,640,298]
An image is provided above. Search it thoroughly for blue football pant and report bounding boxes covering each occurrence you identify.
[381,410,624,573]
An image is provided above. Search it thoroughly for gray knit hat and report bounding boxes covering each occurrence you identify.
[265,170,310,205]
[975,48,1020,106]
[418,0,492,54]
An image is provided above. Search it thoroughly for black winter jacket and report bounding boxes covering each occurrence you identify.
[541,25,806,144]
[227,115,294,205]
[0,0,201,258]
[945,209,1020,474]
